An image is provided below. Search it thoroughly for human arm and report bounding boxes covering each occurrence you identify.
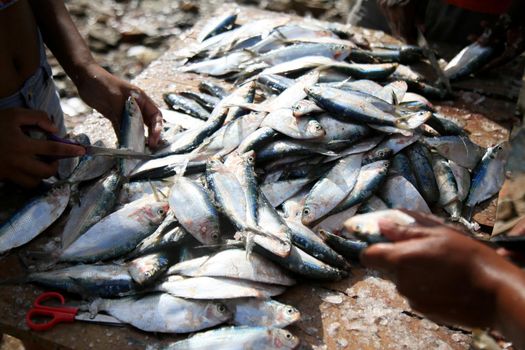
[0,108,85,187]
[358,211,525,348]
[27,0,162,147]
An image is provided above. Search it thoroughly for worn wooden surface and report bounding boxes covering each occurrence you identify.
[0,4,520,350]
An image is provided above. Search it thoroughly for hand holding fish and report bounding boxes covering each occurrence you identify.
[361,210,525,349]
[75,63,163,148]
[0,108,85,187]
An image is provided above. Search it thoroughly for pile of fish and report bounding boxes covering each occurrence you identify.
[0,10,510,349]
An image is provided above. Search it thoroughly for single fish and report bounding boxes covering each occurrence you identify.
[199,80,229,99]
[198,10,238,42]
[96,293,231,333]
[390,152,418,190]
[66,140,115,183]
[302,153,362,225]
[120,95,146,177]
[179,91,220,111]
[163,93,211,120]
[444,42,495,80]
[237,127,279,154]
[155,275,286,299]
[59,197,168,262]
[23,264,137,298]
[130,219,188,258]
[257,74,294,95]
[378,175,431,213]
[319,229,368,261]
[286,219,349,269]
[261,109,325,140]
[405,143,439,204]
[0,184,70,255]
[449,161,470,202]
[166,249,295,286]
[465,142,510,219]
[329,160,390,215]
[357,195,389,214]
[256,139,336,163]
[256,244,347,280]
[127,251,172,285]
[343,209,415,241]
[225,299,301,328]
[432,154,461,218]
[169,177,221,245]
[157,326,299,350]
[422,135,484,170]
[61,171,122,249]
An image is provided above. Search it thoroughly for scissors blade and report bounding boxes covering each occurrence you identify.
[417,28,452,94]
[75,313,125,326]
[85,145,155,160]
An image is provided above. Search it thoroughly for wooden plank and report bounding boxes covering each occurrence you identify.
[0,4,516,349]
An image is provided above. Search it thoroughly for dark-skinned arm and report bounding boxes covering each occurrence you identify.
[377,0,429,44]
[27,0,162,147]
[355,211,525,349]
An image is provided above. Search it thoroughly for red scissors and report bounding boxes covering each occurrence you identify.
[26,292,123,331]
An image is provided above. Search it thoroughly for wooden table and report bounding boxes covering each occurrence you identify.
[0,4,521,349]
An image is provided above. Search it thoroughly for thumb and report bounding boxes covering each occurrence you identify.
[379,219,434,242]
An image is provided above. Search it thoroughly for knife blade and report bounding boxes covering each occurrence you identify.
[417,28,452,94]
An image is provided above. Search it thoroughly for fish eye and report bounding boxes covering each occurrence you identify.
[497,146,503,151]
[212,233,219,240]
[286,307,294,314]
[285,333,292,339]
[217,304,226,313]
[355,223,363,232]
[303,208,310,216]
[315,124,322,130]
[158,208,165,215]
[378,151,385,157]
[248,156,255,163]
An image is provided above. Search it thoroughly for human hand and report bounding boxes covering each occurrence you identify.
[0,108,85,187]
[75,64,162,148]
[360,211,510,329]
[377,0,424,45]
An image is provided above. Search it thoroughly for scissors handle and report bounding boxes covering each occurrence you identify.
[26,292,79,331]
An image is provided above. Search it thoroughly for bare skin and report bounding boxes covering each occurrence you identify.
[0,0,162,187]
[357,211,525,349]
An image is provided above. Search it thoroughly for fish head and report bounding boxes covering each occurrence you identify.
[305,119,326,138]
[364,147,393,163]
[240,150,256,166]
[292,100,308,116]
[344,216,379,236]
[331,44,351,61]
[206,302,232,322]
[488,141,510,162]
[277,304,301,325]
[273,329,300,349]
[301,204,319,225]
[143,201,170,225]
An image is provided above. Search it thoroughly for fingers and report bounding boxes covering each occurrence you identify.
[134,89,163,148]
[15,109,59,134]
[378,220,433,242]
[399,210,446,227]
[30,139,85,158]
[360,243,398,271]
